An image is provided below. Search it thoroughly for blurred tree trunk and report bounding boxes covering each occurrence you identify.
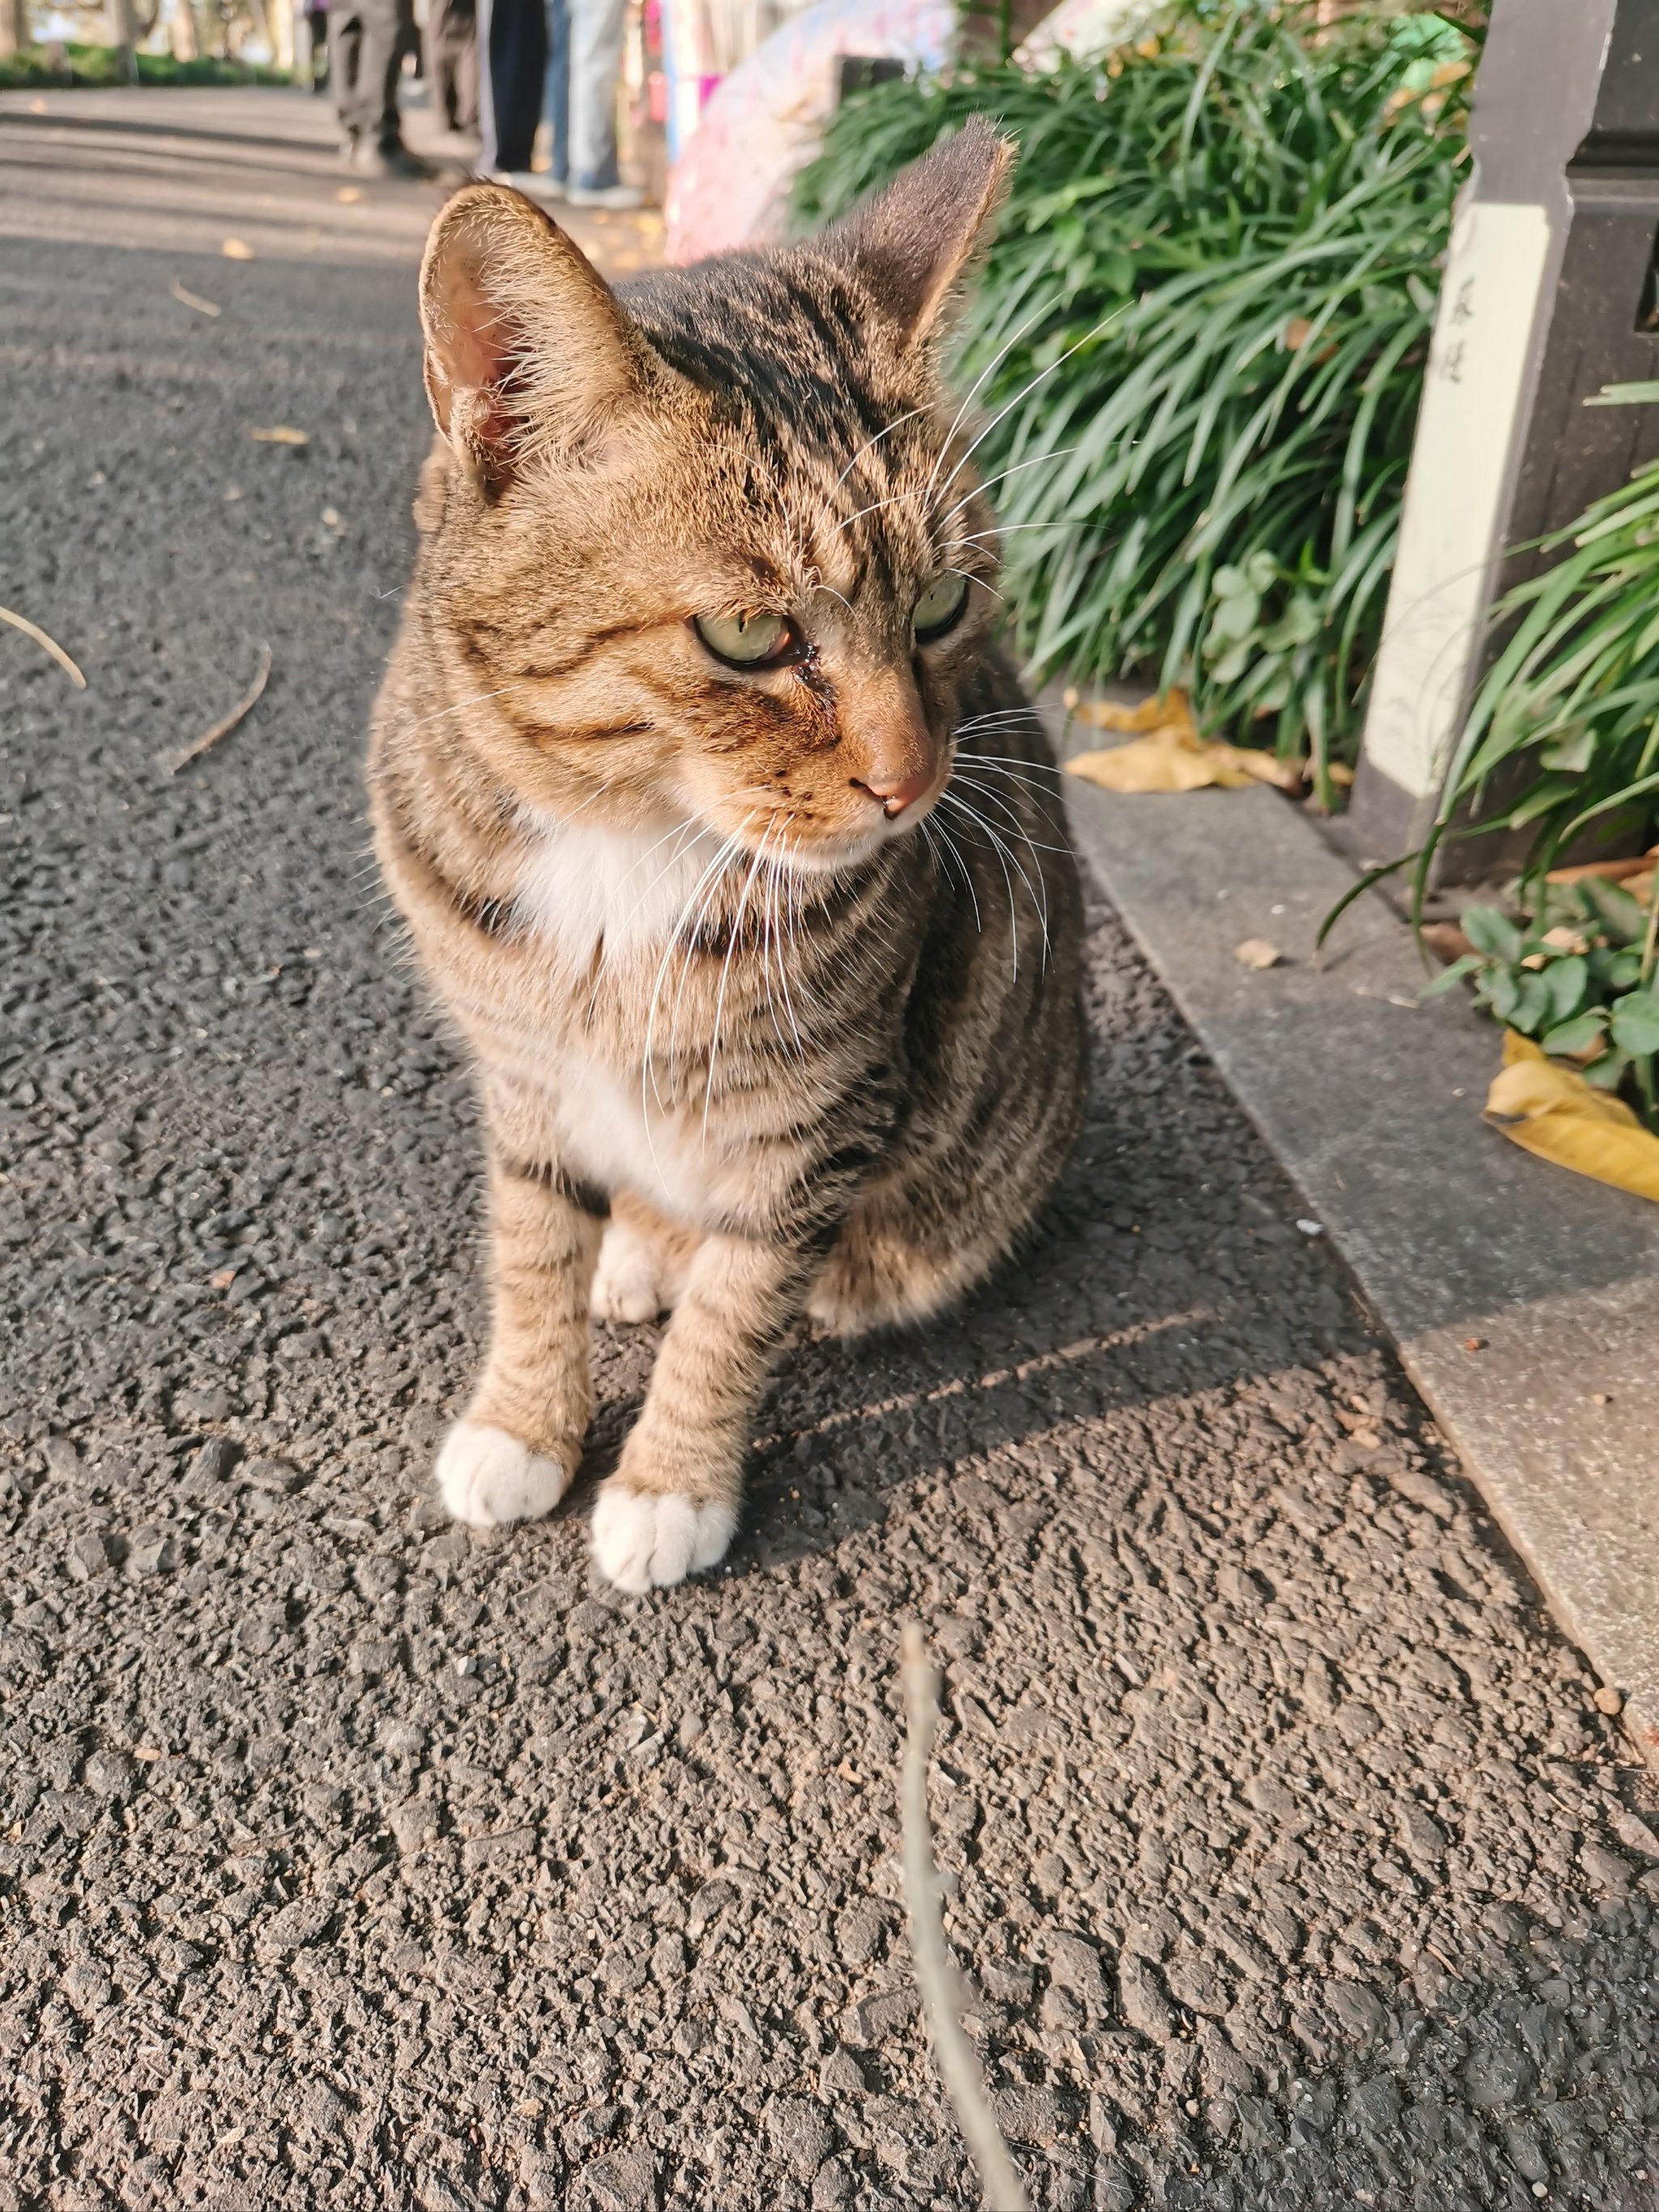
[169,0,200,54]
[0,0,28,60]
[109,0,142,78]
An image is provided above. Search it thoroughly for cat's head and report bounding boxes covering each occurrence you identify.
[414,121,1015,876]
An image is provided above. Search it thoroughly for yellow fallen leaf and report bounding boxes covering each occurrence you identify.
[1069,731,1257,791]
[1327,761,1355,788]
[222,237,256,260]
[1235,938,1282,970]
[1484,1031,1659,1202]
[1064,687,1310,793]
[1065,687,1186,733]
[250,426,309,446]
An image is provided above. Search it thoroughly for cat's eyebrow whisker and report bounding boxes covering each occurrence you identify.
[830,402,932,500]
[945,565,1004,605]
[935,448,1079,531]
[945,520,1077,548]
[932,307,1124,511]
[832,485,928,538]
[807,576,855,617]
[920,295,1063,509]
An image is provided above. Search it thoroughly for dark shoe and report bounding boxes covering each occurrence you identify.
[352,139,435,180]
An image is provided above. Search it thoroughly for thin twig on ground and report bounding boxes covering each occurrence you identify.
[169,277,222,318]
[163,645,271,774]
[900,1622,1030,2212]
[0,603,87,688]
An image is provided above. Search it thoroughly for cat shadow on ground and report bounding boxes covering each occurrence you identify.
[558,970,1373,1583]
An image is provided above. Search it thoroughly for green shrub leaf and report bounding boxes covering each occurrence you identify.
[1541,1010,1609,1057]
[1610,987,1659,1055]
[1461,906,1523,961]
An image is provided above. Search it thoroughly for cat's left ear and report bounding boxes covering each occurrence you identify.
[823,115,1015,347]
[419,184,650,487]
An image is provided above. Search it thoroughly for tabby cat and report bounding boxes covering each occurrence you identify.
[367,120,1086,1592]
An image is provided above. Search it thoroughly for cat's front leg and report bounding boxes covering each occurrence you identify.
[437,1146,605,1528]
[591,1230,812,1592]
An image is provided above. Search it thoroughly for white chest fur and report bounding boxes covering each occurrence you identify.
[511,812,726,1217]
[514,813,723,971]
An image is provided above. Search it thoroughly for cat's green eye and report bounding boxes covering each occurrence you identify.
[913,572,969,641]
[694,611,790,667]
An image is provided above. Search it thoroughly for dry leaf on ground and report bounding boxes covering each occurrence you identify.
[1484,1031,1659,1202]
[336,186,363,203]
[1546,847,1657,887]
[1065,688,1303,795]
[222,237,256,260]
[1234,938,1282,970]
[249,426,309,446]
[1420,919,1474,964]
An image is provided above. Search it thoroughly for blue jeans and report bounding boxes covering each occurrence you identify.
[543,0,569,184]
[557,0,624,190]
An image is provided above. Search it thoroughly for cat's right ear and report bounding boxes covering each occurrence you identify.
[419,185,647,488]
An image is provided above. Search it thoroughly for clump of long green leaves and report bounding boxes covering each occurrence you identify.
[1423,385,1659,892]
[1410,383,1659,1123]
[795,4,1473,796]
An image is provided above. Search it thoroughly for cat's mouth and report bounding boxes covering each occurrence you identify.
[757,775,946,876]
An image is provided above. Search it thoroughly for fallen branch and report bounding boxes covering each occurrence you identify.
[0,603,86,688]
[900,1622,1030,2212]
[163,644,271,774]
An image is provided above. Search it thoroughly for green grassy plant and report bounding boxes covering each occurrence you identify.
[0,43,290,87]
[795,4,1473,799]
[1422,385,1659,894]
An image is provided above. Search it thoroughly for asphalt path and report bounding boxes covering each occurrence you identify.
[3,87,1659,2212]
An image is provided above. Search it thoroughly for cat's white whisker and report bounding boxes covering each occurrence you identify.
[951,773,1073,856]
[702,825,774,1149]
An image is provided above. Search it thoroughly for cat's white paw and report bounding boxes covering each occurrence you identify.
[437,1421,574,1528]
[591,1481,736,1593]
[591,1218,670,1323]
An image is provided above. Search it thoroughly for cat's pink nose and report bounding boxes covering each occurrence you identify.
[855,766,935,819]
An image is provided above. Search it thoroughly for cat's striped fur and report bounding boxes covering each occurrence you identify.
[368,121,1086,1589]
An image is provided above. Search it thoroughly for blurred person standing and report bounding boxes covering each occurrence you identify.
[565,0,641,206]
[305,0,330,88]
[331,0,432,175]
[478,0,640,206]
[476,0,546,192]
[432,0,478,131]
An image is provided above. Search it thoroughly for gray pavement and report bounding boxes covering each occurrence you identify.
[3,89,1659,2212]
